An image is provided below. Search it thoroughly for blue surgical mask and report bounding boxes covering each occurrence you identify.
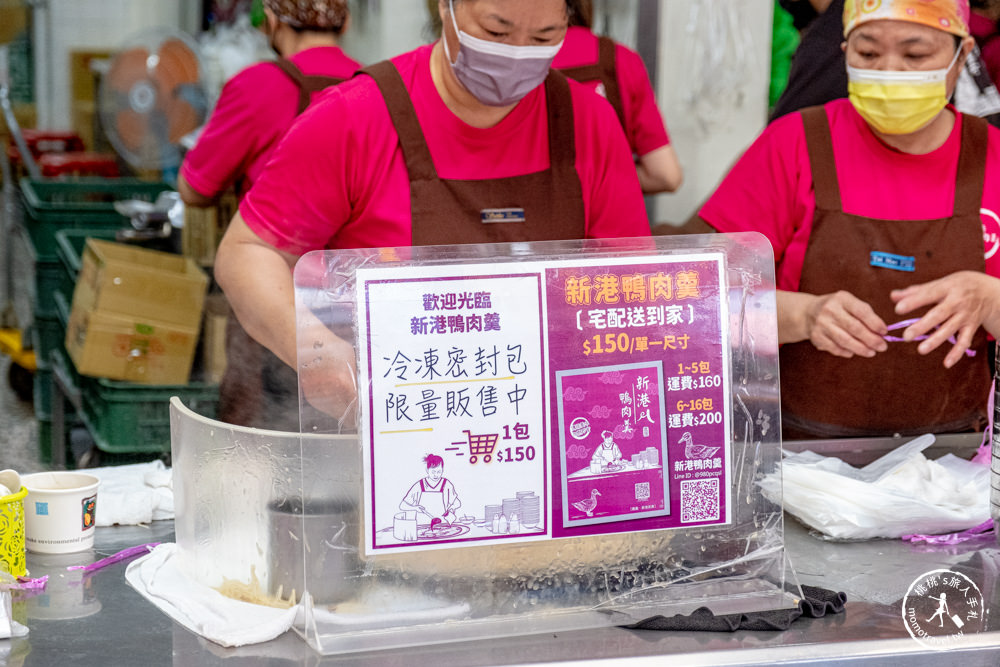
[442,0,564,107]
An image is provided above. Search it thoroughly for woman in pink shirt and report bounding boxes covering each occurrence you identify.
[178,0,360,205]
[215,0,650,427]
[179,0,360,429]
[698,0,1000,438]
[553,0,683,194]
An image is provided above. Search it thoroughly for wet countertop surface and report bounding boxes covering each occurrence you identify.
[6,511,1000,667]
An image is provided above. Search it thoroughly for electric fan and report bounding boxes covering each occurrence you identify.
[98,28,209,172]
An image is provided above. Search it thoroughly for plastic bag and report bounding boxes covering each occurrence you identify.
[759,435,990,540]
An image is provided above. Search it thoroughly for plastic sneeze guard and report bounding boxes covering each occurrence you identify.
[291,233,787,656]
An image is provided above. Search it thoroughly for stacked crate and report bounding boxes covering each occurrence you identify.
[53,232,218,463]
[14,177,169,462]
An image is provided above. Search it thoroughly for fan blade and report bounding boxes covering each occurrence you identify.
[105,47,151,94]
[114,108,149,152]
[164,96,201,143]
[154,38,200,101]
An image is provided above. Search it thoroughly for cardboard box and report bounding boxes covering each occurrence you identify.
[74,240,207,328]
[201,293,230,385]
[182,204,221,267]
[65,308,200,385]
[65,239,208,384]
[182,190,237,267]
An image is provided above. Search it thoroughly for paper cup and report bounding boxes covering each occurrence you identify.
[22,472,99,554]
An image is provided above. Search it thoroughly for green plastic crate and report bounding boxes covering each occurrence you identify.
[37,417,52,465]
[18,178,170,322]
[82,376,219,454]
[33,364,52,421]
[19,177,171,254]
[52,347,218,455]
[32,255,63,320]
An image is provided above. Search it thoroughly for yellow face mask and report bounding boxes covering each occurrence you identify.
[847,48,961,135]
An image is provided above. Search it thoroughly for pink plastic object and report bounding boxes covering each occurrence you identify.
[66,543,160,574]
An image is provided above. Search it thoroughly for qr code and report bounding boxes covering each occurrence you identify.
[680,478,720,523]
[635,482,650,501]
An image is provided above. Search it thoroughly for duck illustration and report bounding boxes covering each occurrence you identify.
[679,432,719,460]
[572,489,601,517]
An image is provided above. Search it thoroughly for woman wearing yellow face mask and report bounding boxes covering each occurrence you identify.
[696,0,1000,439]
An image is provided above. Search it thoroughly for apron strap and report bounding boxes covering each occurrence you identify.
[361,60,438,182]
[545,71,577,171]
[596,36,626,129]
[557,37,626,130]
[274,57,345,115]
[363,62,576,186]
[953,113,988,217]
[800,105,842,212]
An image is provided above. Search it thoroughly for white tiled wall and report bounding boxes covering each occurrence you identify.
[32,0,199,129]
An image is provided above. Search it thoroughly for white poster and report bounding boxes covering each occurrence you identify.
[358,269,549,555]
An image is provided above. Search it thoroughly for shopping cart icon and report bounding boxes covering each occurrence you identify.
[463,430,499,464]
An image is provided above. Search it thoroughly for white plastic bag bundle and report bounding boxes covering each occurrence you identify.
[759,435,990,540]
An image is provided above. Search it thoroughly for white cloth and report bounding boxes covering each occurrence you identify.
[89,461,174,526]
[125,543,298,647]
[126,542,473,649]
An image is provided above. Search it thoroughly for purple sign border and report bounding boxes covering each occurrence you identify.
[545,257,731,540]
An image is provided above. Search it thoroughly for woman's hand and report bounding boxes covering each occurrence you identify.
[891,271,1000,368]
[777,289,888,357]
[297,317,359,430]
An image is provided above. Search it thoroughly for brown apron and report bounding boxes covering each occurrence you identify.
[273,57,345,114]
[780,106,991,438]
[557,36,627,132]
[221,60,591,428]
[218,60,344,430]
[362,60,587,244]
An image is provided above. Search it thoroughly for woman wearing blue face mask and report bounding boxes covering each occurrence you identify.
[696,0,1000,439]
[214,0,649,425]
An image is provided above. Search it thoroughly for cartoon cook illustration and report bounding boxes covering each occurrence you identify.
[590,430,623,469]
[399,454,462,527]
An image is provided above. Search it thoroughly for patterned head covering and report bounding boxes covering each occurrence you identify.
[263,0,348,30]
[843,0,970,38]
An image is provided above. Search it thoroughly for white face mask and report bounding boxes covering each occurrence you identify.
[443,0,564,107]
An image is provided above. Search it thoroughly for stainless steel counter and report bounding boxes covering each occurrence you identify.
[7,515,1000,666]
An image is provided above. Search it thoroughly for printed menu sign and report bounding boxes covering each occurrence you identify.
[357,254,731,555]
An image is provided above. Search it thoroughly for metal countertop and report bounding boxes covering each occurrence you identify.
[6,512,1000,666]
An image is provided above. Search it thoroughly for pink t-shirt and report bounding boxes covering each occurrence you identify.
[241,43,650,254]
[180,46,361,200]
[552,26,670,157]
[700,98,1000,292]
